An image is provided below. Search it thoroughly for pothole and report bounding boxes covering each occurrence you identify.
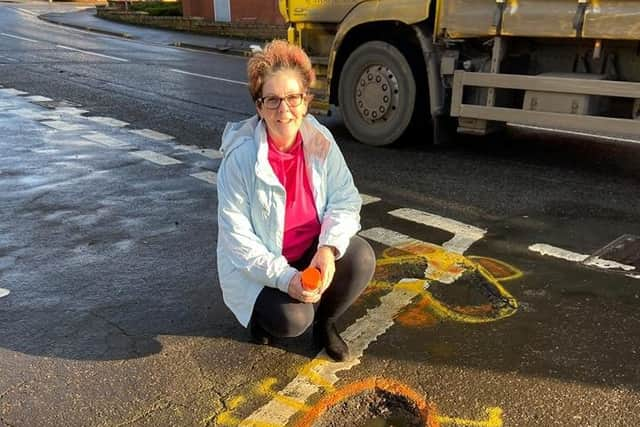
[296,378,438,427]
[315,388,425,427]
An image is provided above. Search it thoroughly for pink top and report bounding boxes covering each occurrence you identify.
[267,132,321,262]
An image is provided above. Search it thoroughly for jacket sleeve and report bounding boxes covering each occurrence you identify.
[318,141,362,258]
[217,149,297,293]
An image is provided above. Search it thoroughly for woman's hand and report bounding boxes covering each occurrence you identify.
[310,246,336,295]
[287,272,321,304]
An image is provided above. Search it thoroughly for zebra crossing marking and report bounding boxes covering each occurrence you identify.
[81,132,130,149]
[130,150,182,166]
[130,128,174,141]
[190,171,217,184]
[41,120,87,131]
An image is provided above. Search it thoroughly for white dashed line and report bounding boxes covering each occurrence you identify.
[174,144,223,160]
[55,107,88,116]
[359,227,419,248]
[0,32,38,43]
[360,194,381,205]
[56,45,129,62]
[0,88,28,96]
[360,226,481,284]
[190,171,217,184]
[131,150,182,166]
[0,288,9,299]
[130,129,174,141]
[25,95,53,102]
[170,68,247,86]
[17,8,38,16]
[0,54,18,63]
[11,108,56,120]
[194,148,223,160]
[529,243,637,274]
[389,208,486,254]
[81,132,130,148]
[41,120,87,131]
[529,243,588,262]
[86,116,129,127]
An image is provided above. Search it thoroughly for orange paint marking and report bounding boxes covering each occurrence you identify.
[468,256,522,281]
[294,377,440,427]
[396,297,439,328]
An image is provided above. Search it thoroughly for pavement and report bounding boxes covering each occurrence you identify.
[39,6,262,56]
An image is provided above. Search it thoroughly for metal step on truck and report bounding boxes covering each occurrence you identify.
[278,0,640,146]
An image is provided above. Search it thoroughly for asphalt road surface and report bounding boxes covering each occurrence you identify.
[1,2,639,426]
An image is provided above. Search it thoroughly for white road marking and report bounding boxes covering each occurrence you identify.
[41,120,87,131]
[241,284,420,426]
[86,116,129,127]
[25,96,53,102]
[0,88,28,96]
[130,129,174,141]
[56,45,129,62]
[190,171,217,184]
[0,288,10,299]
[529,243,638,277]
[360,194,381,205]
[175,144,223,160]
[389,208,487,254]
[360,227,465,284]
[0,32,38,43]
[17,8,38,16]
[11,108,55,120]
[359,227,418,248]
[81,132,130,148]
[529,243,587,262]
[55,107,88,116]
[170,68,247,86]
[194,148,223,160]
[0,54,18,63]
[130,150,182,166]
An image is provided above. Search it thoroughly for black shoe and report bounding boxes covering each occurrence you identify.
[313,321,350,362]
[250,320,271,345]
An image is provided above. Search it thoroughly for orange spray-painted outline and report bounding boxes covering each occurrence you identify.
[294,377,440,427]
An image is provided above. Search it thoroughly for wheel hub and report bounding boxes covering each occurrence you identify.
[354,65,399,124]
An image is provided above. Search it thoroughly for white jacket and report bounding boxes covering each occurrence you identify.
[216,114,362,327]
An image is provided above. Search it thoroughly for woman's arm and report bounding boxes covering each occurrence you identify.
[217,152,297,293]
[318,141,362,259]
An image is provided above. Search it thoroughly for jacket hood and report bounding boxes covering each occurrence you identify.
[220,115,260,157]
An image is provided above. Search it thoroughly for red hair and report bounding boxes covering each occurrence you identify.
[247,40,316,101]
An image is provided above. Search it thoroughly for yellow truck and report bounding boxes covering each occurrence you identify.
[278,0,640,146]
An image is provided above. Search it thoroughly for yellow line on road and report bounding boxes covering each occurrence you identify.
[437,407,503,427]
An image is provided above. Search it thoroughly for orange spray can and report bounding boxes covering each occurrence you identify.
[301,267,322,291]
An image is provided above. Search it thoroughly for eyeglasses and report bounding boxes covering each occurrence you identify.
[258,93,306,110]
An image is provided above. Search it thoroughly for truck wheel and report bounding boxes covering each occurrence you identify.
[338,41,417,146]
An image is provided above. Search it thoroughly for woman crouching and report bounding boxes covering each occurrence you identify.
[216,40,375,362]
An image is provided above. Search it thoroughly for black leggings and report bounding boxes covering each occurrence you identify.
[251,235,375,338]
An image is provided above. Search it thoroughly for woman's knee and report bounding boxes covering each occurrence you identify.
[348,235,376,277]
[270,304,314,338]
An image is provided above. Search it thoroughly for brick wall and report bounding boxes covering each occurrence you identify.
[97,9,287,41]
[182,0,284,24]
[231,0,284,24]
[182,0,213,20]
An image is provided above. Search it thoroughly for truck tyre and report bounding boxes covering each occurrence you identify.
[338,41,417,146]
